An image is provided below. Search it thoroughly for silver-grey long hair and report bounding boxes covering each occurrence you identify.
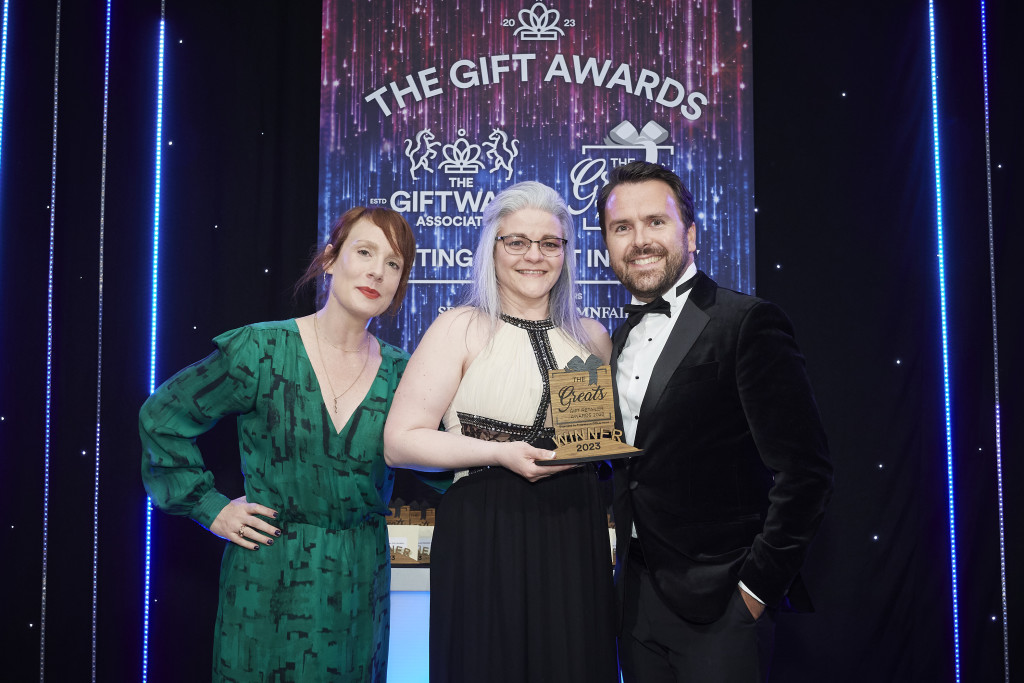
[465,181,595,352]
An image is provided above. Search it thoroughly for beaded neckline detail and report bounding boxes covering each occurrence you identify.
[499,314,555,331]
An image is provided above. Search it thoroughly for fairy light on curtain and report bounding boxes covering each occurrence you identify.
[0,0,9,176]
[91,1,112,680]
[143,3,167,680]
[927,2,961,681]
[41,1,63,679]
[977,1,1009,680]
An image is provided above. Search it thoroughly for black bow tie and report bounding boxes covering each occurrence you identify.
[622,278,696,328]
[623,297,671,326]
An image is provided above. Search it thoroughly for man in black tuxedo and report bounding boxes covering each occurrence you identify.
[599,161,833,682]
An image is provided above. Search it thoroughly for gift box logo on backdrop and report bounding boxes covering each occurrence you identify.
[568,120,674,232]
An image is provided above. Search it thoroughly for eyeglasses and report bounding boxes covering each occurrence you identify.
[495,235,568,257]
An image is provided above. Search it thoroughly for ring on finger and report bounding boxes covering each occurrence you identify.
[238,525,246,537]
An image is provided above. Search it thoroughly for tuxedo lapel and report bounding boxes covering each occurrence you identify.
[634,273,714,448]
[610,321,629,430]
[611,319,631,360]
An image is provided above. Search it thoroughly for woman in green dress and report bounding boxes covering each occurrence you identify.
[140,207,415,682]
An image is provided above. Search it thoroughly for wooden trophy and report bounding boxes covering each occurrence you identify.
[537,354,641,465]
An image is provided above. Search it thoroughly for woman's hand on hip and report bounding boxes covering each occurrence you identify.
[210,496,281,550]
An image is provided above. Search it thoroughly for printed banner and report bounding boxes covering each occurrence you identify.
[319,0,754,349]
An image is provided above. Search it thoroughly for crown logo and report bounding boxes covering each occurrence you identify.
[401,127,520,180]
[514,2,565,41]
[439,129,485,175]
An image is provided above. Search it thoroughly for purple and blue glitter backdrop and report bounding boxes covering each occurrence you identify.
[318,0,754,349]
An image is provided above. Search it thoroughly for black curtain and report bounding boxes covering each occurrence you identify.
[0,1,1019,681]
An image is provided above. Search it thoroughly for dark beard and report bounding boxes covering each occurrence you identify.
[612,245,685,301]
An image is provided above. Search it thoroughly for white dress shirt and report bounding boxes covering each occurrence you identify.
[616,262,698,446]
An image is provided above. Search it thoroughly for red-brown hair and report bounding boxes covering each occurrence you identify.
[295,207,416,315]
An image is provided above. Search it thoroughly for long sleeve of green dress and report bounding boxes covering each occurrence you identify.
[140,324,258,529]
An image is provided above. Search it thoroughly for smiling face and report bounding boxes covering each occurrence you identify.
[604,180,696,302]
[493,207,565,311]
[325,218,405,320]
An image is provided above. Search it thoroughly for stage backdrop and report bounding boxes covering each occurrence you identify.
[318,0,754,349]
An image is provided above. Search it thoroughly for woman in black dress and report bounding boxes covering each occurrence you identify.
[384,182,618,682]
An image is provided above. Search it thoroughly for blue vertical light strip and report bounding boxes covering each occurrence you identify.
[144,7,167,682]
[977,2,1009,680]
[41,2,62,680]
[92,1,112,681]
[927,3,961,681]
[142,493,153,683]
[0,0,9,177]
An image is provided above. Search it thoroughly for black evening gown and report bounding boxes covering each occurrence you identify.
[429,315,619,683]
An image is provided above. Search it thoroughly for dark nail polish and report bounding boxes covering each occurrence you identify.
[272,512,279,519]
[275,529,282,537]
[266,539,274,546]
[253,545,260,550]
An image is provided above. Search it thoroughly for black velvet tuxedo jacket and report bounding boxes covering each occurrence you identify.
[611,271,833,625]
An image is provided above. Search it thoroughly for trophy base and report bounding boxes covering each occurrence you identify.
[536,447,642,466]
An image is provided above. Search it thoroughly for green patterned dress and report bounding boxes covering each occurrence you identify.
[140,320,407,682]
